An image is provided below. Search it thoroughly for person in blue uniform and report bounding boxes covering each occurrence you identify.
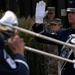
[0,12,30,75]
[32,1,75,75]
[0,33,29,75]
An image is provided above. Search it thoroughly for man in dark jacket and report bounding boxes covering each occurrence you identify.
[32,1,75,75]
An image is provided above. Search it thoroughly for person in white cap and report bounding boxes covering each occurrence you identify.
[0,11,30,75]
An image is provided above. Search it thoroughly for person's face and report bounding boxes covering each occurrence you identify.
[68,12,75,29]
[47,13,55,20]
[49,23,61,32]
[68,12,75,24]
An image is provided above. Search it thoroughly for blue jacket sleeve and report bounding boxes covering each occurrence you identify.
[0,50,30,75]
[14,54,30,75]
[32,23,58,45]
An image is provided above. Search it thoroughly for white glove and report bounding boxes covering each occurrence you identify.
[73,59,75,68]
[35,1,48,24]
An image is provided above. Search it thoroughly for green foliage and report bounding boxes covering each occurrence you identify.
[0,10,4,16]
[18,16,45,75]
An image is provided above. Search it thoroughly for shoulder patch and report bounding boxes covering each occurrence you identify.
[3,50,17,69]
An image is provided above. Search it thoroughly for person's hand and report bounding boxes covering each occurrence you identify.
[35,1,48,24]
[7,35,25,56]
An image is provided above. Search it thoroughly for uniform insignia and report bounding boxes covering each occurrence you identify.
[61,47,70,58]
[3,50,17,69]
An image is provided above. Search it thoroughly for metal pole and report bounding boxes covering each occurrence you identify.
[25,46,75,64]
[0,22,75,64]
[0,23,75,48]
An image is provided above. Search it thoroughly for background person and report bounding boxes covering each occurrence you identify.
[47,18,62,33]
[43,18,62,75]
[43,7,55,31]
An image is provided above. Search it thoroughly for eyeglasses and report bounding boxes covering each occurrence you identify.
[50,23,58,26]
[48,13,54,14]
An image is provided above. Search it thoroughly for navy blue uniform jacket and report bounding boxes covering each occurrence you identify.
[32,23,75,75]
[0,34,29,75]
